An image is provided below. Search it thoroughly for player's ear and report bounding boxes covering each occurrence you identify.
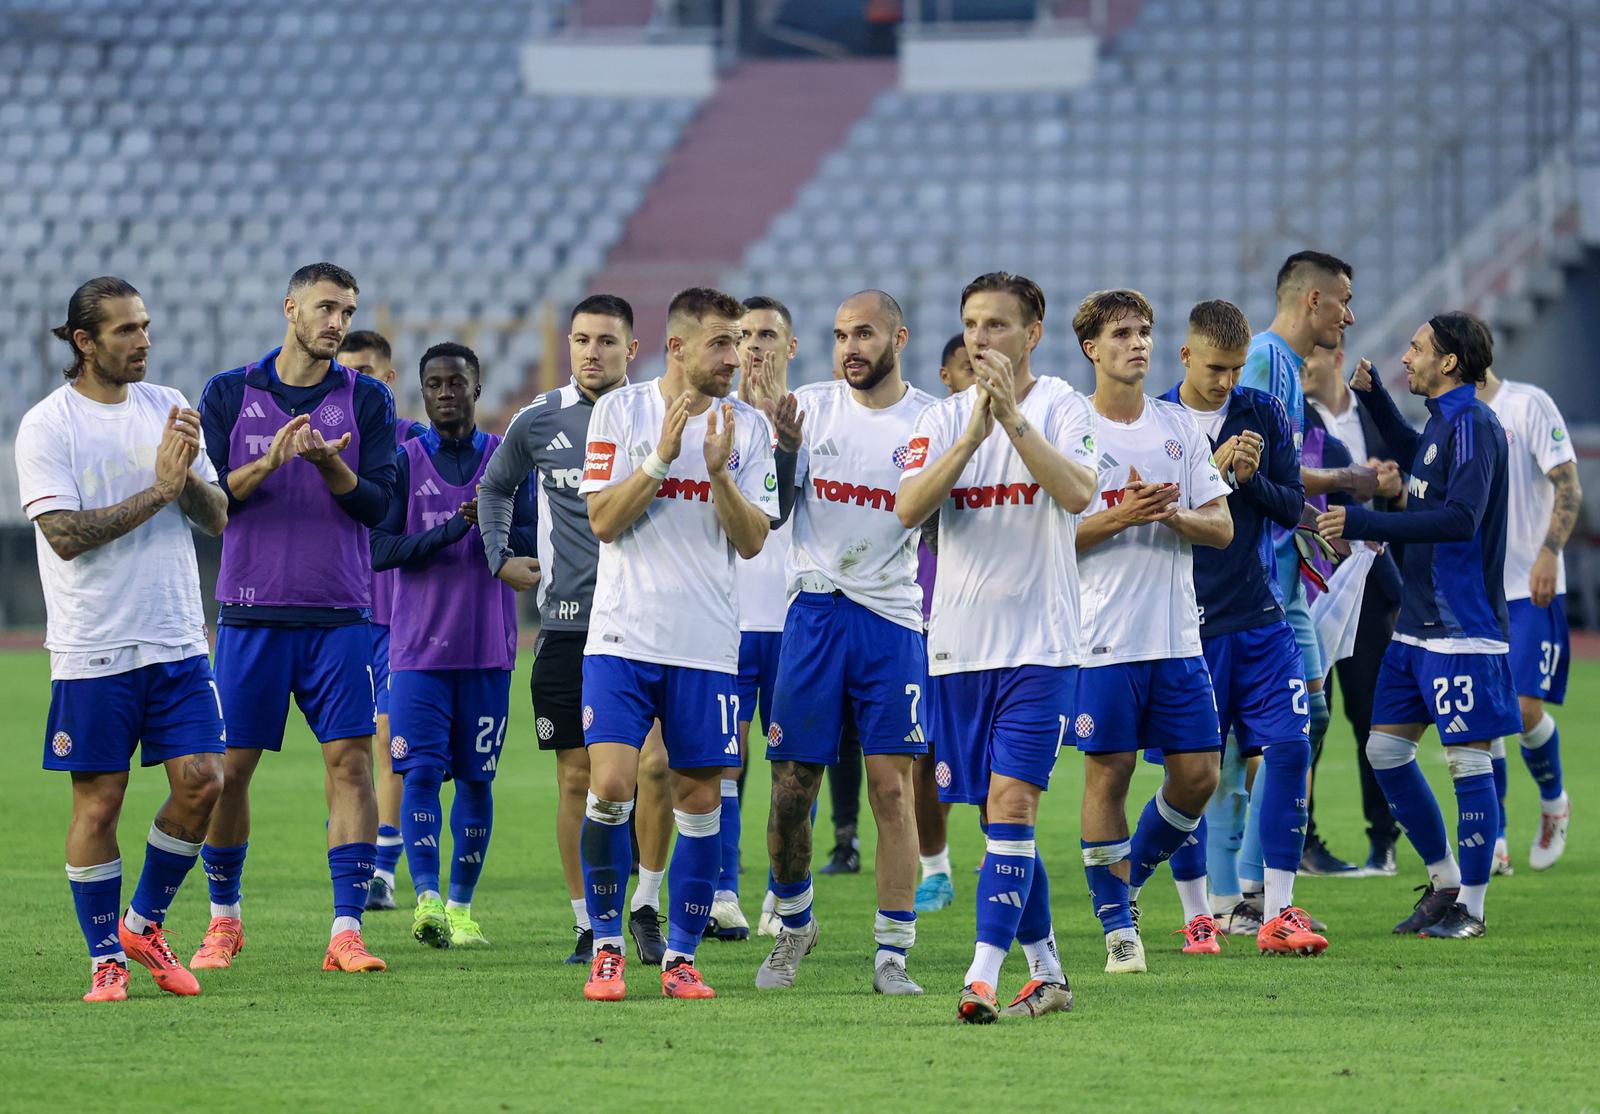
[626,337,639,361]
[1026,319,1042,352]
[787,334,798,360]
[894,325,909,352]
[1179,344,1191,368]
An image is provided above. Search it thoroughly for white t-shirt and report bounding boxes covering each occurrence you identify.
[1078,394,1232,667]
[900,376,1098,674]
[580,381,778,673]
[788,379,937,632]
[737,506,790,633]
[1182,396,1230,443]
[1309,392,1368,465]
[1487,380,1576,601]
[15,381,215,679]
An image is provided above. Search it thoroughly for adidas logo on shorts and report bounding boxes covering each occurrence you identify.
[903,724,925,744]
[1444,714,1469,734]
[724,738,739,756]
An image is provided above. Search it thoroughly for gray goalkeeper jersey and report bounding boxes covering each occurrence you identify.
[480,382,602,632]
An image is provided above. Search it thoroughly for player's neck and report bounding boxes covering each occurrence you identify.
[1092,374,1145,422]
[852,368,907,410]
[1267,313,1316,359]
[1177,378,1221,413]
[657,366,714,415]
[433,418,474,441]
[1308,376,1350,413]
[70,366,130,405]
[1478,373,1502,402]
[276,336,331,387]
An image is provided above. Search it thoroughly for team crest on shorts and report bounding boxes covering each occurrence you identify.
[536,716,555,741]
[767,722,783,748]
[934,760,951,789]
[1074,714,1094,738]
[891,445,910,470]
[1164,439,1183,460]
[51,731,72,757]
[390,736,408,758]
[318,403,345,427]
[582,705,595,730]
[1424,443,1437,465]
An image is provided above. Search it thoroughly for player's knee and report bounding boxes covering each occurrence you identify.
[1445,745,1493,781]
[1183,761,1221,806]
[556,759,590,799]
[75,790,124,837]
[1365,731,1417,770]
[585,792,634,826]
[638,743,669,783]
[770,764,819,826]
[1518,697,1543,736]
[178,755,225,813]
[985,781,1038,826]
[866,772,909,820]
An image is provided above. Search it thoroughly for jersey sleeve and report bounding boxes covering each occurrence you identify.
[900,397,953,481]
[578,392,632,495]
[15,408,80,518]
[1047,388,1098,468]
[480,401,543,573]
[1184,418,1231,508]
[736,407,779,521]
[1530,391,1577,475]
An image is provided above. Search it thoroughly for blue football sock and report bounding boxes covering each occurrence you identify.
[448,779,493,906]
[665,807,721,962]
[401,765,445,896]
[1128,791,1202,890]
[129,823,201,925]
[201,842,247,908]
[1260,739,1312,872]
[1451,754,1499,888]
[1238,770,1265,888]
[375,824,403,876]
[1491,748,1509,840]
[66,860,123,960]
[875,908,916,959]
[328,841,376,921]
[1520,716,1564,801]
[1205,743,1247,894]
[1370,734,1450,867]
[974,823,1035,950]
[1169,815,1208,882]
[717,778,741,895]
[1081,837,1133,933]
[581,795,634,949]
[1014,852,1052,945]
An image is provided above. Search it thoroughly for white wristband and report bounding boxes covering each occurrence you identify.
[643,451,669,480]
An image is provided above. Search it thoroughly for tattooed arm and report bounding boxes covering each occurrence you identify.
[36,485,178,561]
[177,470,229,535]
[1530,462,1583,606]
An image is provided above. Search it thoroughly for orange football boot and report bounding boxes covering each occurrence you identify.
[120,920,200,995]
[584,946,627,1001]
[957,981,999,1024]
[83,958,130,1003]
[323,928,387,972]
[1258,907,1329,956]
[189,916,244,970]
[1175,913,1224,955]
[661,960,716,999]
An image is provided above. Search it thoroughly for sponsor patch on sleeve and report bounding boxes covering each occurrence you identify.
[583,441,617,481]
[905,436,930,470]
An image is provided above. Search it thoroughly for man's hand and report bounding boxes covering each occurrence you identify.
[1349,357,1374,393]
[459,498,479,526]
[153,422,192,503]
[1316,504,1347,540]
[293,423,352,466]
[972,349,1020,426]
[657,392,693,464]
[703,402,735,475]
[265,414,310,471]
[770,392,804,454]
[740,348,780,411]
[496,556,541,591]
[1371,457,1402,499]
[1530,547,1558,607]
[167,405,202,463]
[1116,465,1180,525]
[1346,463,1379,501]
[1230,430,1263,484]
[961,384,995,448]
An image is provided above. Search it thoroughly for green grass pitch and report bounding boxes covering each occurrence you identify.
[1,649,1595,1112]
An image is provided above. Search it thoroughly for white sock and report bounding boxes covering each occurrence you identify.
[964,942,1006,988]
[210,902,242,919]
[714,889,737,904]
[1426,856,1462,890]
[122,908,152,934]
[419,888,441,903]
[571,897,591,930]
[1521,713,1556,749]
[1493,835,1509,855]
[1174,877,1210,923]
[1543,790,1569,817]
[1127,883,1143,903]
[373,868,396,887]
[1264,867,1296,917]
[1459,883,1487,920]
[919,846,951,879]
[1106,926,1138,948]
[93,952,128,972]
[663,949,693,969]
[1210,891,1242,915]
[596,934,626,954]
[331,915,361,937]
[761,889,776,916]
[875,948,906,970]
[631,867,664,912]
[1021,932,1064,982]
[446,900,469,911]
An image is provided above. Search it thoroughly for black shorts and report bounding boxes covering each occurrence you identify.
[531,628,586,751]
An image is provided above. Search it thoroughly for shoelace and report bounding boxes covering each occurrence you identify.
[144,927,180,966]
[1279,907,1316,933]
[334,932,372,957]
[767,929,808,968]
[593,950,623,979]
[204,923,241,950]
[1110,939,1139,962]
[666,963,702,985]
[1183,916,1220,944]
[91,961,125,988]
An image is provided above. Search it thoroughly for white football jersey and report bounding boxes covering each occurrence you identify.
[580,381,778,673]
[16,381,215,679]
[737,501,790,633]
[901,376,1098,674]
[1078,394,1232,667]
[788,379,937,632]
[1486,380,1576,600]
